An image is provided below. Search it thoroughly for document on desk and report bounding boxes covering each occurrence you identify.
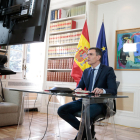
[74,90,90,96]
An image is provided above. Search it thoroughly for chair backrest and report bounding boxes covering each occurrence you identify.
[116,81,120,89]
[113,81,120,113]
[95,81,120,122]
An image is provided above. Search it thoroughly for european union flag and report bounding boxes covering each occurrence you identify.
[96,22,109,66]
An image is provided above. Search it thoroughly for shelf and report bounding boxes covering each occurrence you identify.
[48,56,74,58]
[47,69,72,71]
[50,14,85,23]
[46,81,76,84]
[50,28,83,35]
[49,42,79,47]
[0,49,7,52]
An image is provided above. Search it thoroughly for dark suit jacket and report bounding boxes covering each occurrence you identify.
[77,64,117,95]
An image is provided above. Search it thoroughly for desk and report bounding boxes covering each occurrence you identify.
[9,88,128,140]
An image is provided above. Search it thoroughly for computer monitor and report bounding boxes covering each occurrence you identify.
[0,0,50,46]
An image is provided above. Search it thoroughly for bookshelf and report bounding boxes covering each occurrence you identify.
[49,28,83,35]
[50,14,85,23]
[46,2,86,87]
[49,42,79,47]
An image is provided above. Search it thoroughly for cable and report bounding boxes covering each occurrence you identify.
[28,93,38,140]
[41,93,53,140]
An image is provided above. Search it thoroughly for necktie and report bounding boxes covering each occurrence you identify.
[88,69,95,92]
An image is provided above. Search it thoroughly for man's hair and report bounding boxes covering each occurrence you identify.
[88,47,102,62]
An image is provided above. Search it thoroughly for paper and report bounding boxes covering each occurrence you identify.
[21,9,28,15]
[75,90,90,93]
[74,93,87,96]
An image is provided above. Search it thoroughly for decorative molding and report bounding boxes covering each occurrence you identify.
[51,0,85,5]
[113,85,140,128]
[114,115,140,128]
[50,0,86,10]
[117,85,140,117]
[50,0,117,9]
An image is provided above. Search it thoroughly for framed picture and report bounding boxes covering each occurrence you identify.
[115,27,140,70]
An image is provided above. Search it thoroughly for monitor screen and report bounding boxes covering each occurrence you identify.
[0,0,50,46]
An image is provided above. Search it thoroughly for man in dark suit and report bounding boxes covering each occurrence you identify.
[58,47,117,140]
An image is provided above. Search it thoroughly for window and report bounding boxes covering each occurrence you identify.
[9,43,45,81]
[9,45,23,72]
[25,43,45,80]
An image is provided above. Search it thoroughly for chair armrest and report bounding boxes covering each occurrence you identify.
[3,88,23,105]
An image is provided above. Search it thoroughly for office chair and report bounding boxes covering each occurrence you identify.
[73,81,120,140]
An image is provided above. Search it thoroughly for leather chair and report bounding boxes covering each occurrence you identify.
[0,88,24,127]
[73,81,120,139]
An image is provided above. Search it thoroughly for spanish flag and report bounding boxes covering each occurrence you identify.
[71,20,90,85]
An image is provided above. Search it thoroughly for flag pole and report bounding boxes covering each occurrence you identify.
[85,0,89,21]
[85,11,87,21]
[102,14,104,23]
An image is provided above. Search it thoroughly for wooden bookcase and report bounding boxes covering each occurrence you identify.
[45,2,86,89]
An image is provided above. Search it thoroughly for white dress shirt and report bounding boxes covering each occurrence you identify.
[91,63,106,94]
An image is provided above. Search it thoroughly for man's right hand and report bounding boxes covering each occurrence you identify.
[75,88,82,92]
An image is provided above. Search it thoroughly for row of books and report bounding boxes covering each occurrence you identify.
[50,20,76,33]
[51,9,67,20]
[48,58,74,69]
[47,72,75,82]
[50,4,86,20]
[49,31,82,45]
[69,5,86,17]
[48,45,77,57]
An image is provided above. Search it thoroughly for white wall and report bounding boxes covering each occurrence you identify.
[89,0,140,128]
[43,0,140,128]
[94,0,140,85]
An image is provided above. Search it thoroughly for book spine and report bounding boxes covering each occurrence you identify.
[55,10,58,20]
[59,9,61,19]
[52,10,55,20]
[55,72,58,81]
[47,72,49,81]
[57,9,59,19]
[73,32,76,42]
[60,9,66,19]
[51,11,53,20]
[71,20,76,29]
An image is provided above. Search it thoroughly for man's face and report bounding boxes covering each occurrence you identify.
[87,49,101,65]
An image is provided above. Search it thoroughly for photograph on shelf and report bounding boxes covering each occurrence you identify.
[115,27,140,70]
